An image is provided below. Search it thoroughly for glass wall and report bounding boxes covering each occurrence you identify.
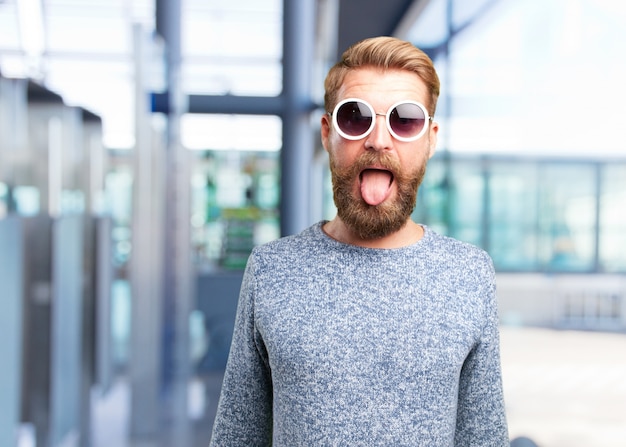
[536,163,597,272]
[190,149,280,271]
[409,0,626,159]
[600,164,626,272]
[181,0,282,97]
[487,160,538,271]
[415,156,626,273]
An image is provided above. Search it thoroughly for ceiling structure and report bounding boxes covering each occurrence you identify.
[334,0,429,59]
[0,0,432,148]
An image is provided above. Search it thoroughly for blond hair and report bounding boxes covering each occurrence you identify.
[324,36,440,116]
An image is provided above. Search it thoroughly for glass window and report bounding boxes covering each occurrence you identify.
[105,164,134,270]
[191,150,280,271]
[416,156,612,273]
[412,0,626,159]
[448,158,485,247]
[415,155,451,235]
[182,0,282,97]
[537,163,597,272]
[488,161,539,271]
[599,164,626,272]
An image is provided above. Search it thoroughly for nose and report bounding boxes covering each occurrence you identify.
[364,113,393,151]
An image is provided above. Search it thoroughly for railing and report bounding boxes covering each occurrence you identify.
[557,288,625,331]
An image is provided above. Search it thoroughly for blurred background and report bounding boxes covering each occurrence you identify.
[1,0,625,446]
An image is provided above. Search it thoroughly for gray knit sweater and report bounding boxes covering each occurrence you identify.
[210,222,509,446]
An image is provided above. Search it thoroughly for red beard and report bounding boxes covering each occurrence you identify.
[329,151,427,240]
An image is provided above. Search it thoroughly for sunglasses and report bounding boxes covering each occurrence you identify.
[330,98,432,142]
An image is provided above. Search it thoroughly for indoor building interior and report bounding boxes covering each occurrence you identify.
[1,0,625,446]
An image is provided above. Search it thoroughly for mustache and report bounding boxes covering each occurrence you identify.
[344,151,402,178]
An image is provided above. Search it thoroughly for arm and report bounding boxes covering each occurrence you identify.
[454,263,509,446]
[209,255,273,446]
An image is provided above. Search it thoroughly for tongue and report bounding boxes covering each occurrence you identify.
[360,169,393,206]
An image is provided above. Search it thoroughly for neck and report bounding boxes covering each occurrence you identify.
[323,218,424,249]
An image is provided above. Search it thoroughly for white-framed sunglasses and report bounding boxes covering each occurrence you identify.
[330,98,432,142]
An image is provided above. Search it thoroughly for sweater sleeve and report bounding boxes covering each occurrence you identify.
[209,254,273,447]
[454,259,509,446]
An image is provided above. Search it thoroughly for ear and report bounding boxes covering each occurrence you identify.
[427,120,439,159]
[320,113,331,152]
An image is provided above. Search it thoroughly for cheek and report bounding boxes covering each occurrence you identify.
[328,139,360,166]
[328,129,347,148]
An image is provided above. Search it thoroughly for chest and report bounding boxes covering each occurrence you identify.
[254,270,481,385]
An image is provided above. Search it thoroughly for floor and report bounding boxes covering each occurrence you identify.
[90,372,224,447]
[500,327,626,447]
[88,326,626,447]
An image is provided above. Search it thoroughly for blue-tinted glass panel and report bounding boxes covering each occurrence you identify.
[537,164,597,272]
[415,156,450,235]
[448,159,484,247]
[182,0,282,97]
[599,164,626,272]
[488,161,538,271]
[191,150,280,271]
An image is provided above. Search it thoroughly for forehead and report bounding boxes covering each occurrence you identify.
[337,67,429,107]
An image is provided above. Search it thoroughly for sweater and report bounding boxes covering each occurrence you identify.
[209,222,509,446]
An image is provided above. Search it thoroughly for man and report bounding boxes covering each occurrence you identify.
[209,36,509,446]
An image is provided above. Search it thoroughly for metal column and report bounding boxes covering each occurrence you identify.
[0,217,24,447]
[129,24,164,439]
[158,0,194,444]
[280,0,317,236]
[147,0,194,446]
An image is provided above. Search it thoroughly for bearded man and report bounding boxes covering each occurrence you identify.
[209,36,509,447]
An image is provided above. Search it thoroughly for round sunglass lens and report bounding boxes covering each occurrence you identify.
[389,103,426,138]
[336,101,373,137]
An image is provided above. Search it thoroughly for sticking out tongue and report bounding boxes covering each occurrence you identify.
[360,169,393,206]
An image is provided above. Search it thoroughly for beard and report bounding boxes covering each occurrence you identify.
[329,151,427,240]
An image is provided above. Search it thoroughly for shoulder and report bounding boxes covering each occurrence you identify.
[248,222,329,268]
[242,222,338,298]
[255,222,323,252]
[420,228,497,322]
[422,227,495,276]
